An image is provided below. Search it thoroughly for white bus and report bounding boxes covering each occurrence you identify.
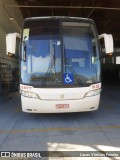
[8,17,113,113]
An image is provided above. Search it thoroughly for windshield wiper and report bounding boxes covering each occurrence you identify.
[64,58,83,86]
[42,42,56,86]
[42,56,55,86]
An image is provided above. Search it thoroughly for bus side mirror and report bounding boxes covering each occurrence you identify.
[6,33,21,56]
[99,34,113,54]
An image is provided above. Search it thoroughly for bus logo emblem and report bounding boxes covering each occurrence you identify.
[60,94,64,99]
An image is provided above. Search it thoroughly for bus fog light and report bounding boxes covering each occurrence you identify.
[85,89,101,97]
[20,90,39,99]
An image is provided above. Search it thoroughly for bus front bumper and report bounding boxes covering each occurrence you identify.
[21,95,100,113]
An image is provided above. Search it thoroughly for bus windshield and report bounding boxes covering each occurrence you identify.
[21,19,100,87]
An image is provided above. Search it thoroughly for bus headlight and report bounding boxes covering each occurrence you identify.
[85,89,101,97]
[20,90,39,99]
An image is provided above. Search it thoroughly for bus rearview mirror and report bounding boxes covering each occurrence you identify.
[6,32,21,55]
[99,34,113,54]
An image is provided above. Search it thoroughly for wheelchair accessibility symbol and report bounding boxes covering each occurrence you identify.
[64,73,74,84]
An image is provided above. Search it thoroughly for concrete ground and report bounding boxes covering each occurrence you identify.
[0,83,120,160]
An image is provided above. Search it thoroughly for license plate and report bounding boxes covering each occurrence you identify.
[55,104,69,109]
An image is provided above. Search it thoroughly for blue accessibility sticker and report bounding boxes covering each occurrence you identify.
[64,73,74,84]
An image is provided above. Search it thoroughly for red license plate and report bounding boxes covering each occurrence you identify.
[55,104,69,109]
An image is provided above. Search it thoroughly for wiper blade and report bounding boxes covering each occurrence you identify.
[42,41,56,86]
[42,57,55,86]
[65,58,83,86]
